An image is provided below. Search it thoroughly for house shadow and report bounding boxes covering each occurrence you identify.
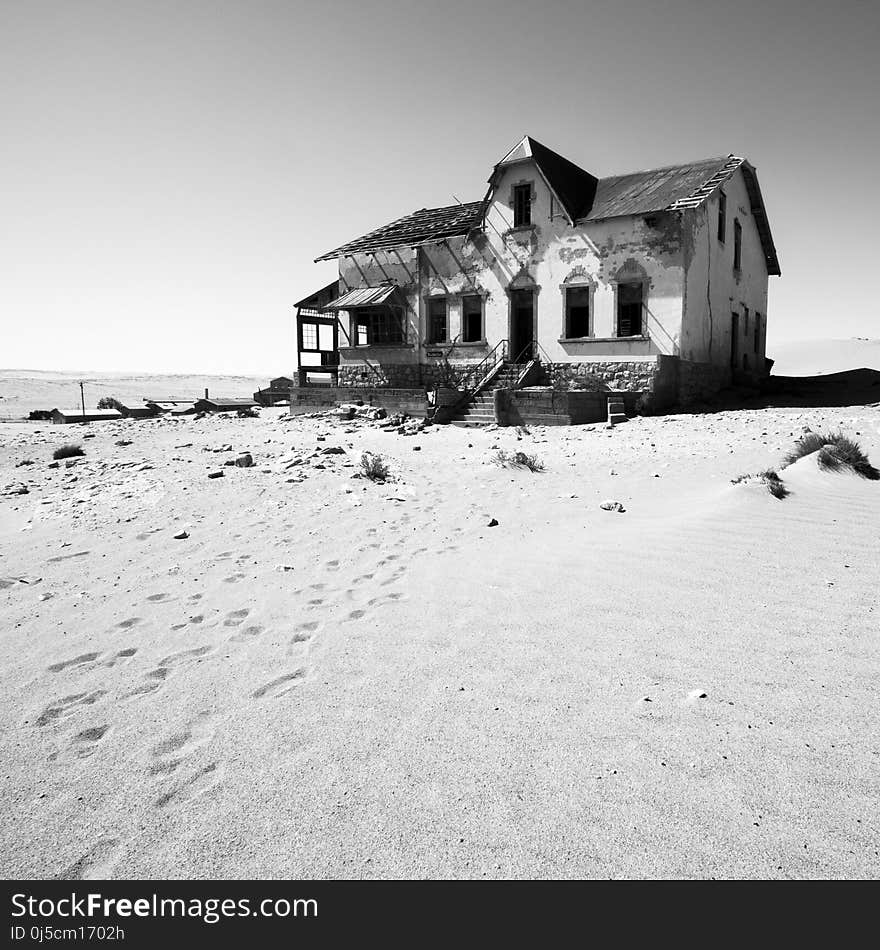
[688,368,880,413]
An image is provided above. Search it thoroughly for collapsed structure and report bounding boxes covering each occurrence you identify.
[295,135,780,424]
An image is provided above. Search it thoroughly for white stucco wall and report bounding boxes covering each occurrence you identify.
[681,167,769,369]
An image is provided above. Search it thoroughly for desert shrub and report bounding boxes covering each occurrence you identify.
[493,449,544,472]
[782,431,879,479]
[97,396,125,411]
[53,444,84,460]
[731,468,789,499]
[360,451,389,482]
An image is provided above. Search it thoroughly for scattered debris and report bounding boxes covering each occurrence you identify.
[600,500,626,512]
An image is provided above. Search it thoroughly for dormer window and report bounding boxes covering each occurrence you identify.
[513,184,532,227]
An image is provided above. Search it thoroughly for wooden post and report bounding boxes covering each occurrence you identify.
[80,381,85,418]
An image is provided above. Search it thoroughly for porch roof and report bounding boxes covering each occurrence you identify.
[323,285,400,310]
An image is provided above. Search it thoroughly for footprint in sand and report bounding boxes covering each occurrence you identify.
[47,550,90,564]
[117,617,141,630]
[146,593,171,603]
[155,762,223,808]
[251,669,307,699]
[102,647,137,668]
[65,724,112,760]
[325,560,340,571]
[345,609,366,622]
[223,608,250,627]
[223,573,246,584]
[148,713,216,777]
[125,646,212,699]
[65,837,123,879]
[35,690,108,727]
[367,592,406,607]
[229,624,264,643]
[47,652,102,673]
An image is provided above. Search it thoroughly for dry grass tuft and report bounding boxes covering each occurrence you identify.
[52,444,85,460]
[732,468,789,499]
[493,449,544,472]
[360,451,390,482]
[783,431,879,479]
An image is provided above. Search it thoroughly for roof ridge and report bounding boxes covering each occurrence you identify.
[600,154,733,182]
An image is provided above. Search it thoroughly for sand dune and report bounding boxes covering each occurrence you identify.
[769,338,880,377]
[1,399,878,879]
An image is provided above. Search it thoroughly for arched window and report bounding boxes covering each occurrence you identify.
[561,269,594,338]
[613,259,648,338]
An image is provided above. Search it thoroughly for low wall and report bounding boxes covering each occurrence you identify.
[289,386,427,418]
[496,389,642,426]
[338,359,486,389]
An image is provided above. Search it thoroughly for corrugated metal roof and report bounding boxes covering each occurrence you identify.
[53,408,122,418]
[584,157,738,220]
[315,202,482,262]
[323,285,399,309]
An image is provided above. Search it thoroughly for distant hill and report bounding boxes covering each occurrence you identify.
[769,339,880,377]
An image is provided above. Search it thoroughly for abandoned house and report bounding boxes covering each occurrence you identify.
[294,135,780,424]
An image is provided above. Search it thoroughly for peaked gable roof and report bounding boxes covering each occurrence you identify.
[315,202,482,262]
[315,138,779,275]
[493,135,599,222]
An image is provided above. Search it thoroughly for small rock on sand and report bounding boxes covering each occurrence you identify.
[173,530,189,539]
[600,500,626,512]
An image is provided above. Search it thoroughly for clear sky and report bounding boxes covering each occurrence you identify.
[2,0,878,374]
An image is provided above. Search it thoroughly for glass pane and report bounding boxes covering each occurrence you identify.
[318,324,334,351]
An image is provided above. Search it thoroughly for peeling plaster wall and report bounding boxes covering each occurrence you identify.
[334,156,688,375]
[681,168,769,370]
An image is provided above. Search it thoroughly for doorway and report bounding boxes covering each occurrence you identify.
[509,289,536,362]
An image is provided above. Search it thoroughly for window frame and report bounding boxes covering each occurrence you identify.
[562,283,593,339]
[352,306,405,347]
[460,294,484,343]
[717,191,727,243]
[426,296,449,345]
[513,184,532,228]
[615,280,646,338]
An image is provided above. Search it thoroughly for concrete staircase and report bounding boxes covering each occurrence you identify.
[448,362,524,426]
[606,393,628,425]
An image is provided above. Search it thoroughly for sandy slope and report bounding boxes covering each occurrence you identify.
[768,338,880,377]
[0,402,878,879]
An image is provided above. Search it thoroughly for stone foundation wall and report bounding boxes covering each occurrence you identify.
[338,360,484,390]
[543,360,661,393]
[289,386,427,417]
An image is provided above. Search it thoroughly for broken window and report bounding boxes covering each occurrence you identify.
[301,323,318,350]
[462,295,483,343]
[733,219,742,271]
[717,191,727,243]
[427,298,448,344]
[616,282,644,337]
[513,184,532,228]
[354,307,404,346]
[565,286,591,338]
